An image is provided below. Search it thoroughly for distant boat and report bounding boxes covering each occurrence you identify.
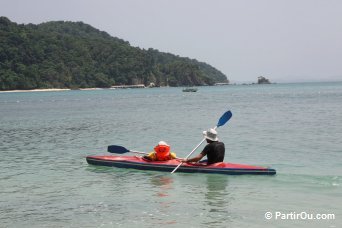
[182,87,198,92]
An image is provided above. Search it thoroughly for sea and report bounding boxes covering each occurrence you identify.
[0,82,341,228]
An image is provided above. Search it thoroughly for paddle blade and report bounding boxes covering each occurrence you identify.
[217,110,232,127]
[107,145,129,154]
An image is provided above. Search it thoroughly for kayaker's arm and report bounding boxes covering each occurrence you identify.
[183,153,205,163]
[143,152,156,161]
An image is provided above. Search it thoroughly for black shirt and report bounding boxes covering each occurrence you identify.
[200,141,225,165]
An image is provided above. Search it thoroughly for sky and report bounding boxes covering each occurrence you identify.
[1,0,342,83]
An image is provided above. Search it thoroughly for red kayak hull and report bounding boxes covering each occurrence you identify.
[86,155,276,175]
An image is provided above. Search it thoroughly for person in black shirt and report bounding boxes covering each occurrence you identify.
[182,128,225,165]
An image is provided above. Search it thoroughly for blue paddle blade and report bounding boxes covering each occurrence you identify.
[217,110,232,127]
[107,145,130,154]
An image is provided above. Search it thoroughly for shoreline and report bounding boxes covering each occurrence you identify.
[1,81,341,93]
[0,88,71,93]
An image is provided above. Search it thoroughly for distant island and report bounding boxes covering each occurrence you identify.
[0,17,229,91]
[257,76,271,84]
[237,76,273,86]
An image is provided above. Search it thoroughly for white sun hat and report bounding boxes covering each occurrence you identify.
[158,141,169,146]
[203,128,218,141]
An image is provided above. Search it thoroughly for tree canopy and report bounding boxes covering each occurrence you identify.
[0,17,228,90]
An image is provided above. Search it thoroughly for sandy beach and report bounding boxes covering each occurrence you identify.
[0,88,71,93]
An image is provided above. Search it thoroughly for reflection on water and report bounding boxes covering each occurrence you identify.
[149,175,177,225]
[150,175,174,197]
[202,175,232,227]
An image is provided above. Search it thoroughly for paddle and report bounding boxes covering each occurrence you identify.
[107,145,182,159]
[107,145,148,155]
[171,110,232,174]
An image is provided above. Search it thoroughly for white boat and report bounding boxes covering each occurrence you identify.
[182,87,198,92]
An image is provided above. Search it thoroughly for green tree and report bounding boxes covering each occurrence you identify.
[0,17,228,90]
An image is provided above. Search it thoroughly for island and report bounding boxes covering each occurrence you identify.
[0,17,228,91]
[257,76,271,84]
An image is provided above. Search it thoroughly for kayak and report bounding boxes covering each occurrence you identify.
[86,155,276,175]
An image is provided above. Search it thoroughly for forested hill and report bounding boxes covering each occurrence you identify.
[0,17,228,90]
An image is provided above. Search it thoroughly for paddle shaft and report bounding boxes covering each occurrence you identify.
[110,147,181,159]
[108,145,148,155]
[130,150,148,155]
[131,150,181,159]
[171,126,218,174]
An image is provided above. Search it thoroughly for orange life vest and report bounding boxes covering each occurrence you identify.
[154,144,171,161]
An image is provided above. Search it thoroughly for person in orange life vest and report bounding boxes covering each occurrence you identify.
[143,141,177,161]
[181,128,225,165]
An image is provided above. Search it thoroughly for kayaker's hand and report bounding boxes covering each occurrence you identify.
[180,158,188,163]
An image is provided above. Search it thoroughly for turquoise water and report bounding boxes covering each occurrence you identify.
[0,83,341,227]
